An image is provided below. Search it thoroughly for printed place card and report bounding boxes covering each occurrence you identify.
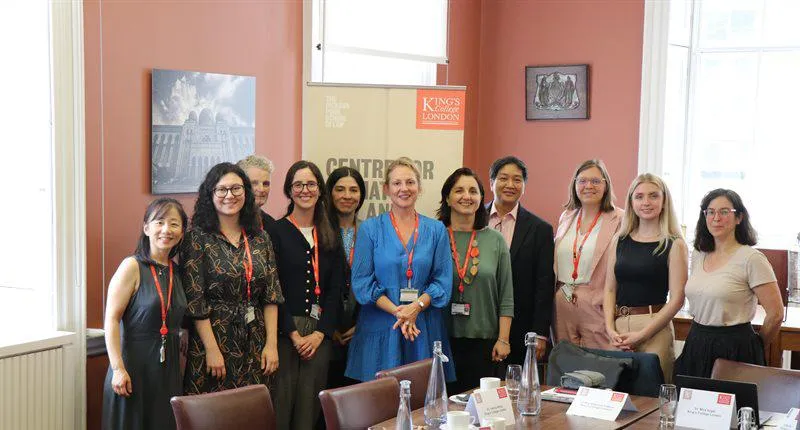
[779,408,800,430]
[465,387,516,427]
[565,387,637,421]
[674,387,736,429]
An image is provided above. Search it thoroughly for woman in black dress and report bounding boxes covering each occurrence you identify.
[181,162,284,394]
[103,198,188,430]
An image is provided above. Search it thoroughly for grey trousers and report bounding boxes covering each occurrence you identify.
[274,316,331,430]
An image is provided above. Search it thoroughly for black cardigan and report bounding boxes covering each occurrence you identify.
[267,218,344,339]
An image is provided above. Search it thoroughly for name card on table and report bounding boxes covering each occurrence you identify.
[565,387,638,421]
[674,387,736,429]
[465,387,516,427]
[779,408,800,430]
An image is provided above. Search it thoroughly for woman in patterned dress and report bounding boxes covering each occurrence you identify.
[181,162,285,394]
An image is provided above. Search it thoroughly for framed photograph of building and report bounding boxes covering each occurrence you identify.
[151,68,256,194]
[525,64,589,120]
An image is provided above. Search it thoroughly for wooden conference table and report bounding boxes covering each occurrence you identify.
[373,386,660,429]
[672,305,800,367]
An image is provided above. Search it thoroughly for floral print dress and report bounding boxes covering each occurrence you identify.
[180,227,284,394]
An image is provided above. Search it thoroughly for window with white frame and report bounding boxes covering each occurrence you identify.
[0,0,56,336]
[310,0,448,86]
[660,0,800,248]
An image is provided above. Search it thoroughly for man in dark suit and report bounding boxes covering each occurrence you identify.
[487,156,555,364]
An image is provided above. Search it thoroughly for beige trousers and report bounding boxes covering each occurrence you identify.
[614,311,675,383]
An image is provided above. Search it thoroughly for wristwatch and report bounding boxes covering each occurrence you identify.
[417,299,425,310]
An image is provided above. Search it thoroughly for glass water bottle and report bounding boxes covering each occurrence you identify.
[396,379,413,430]
[423,340,449,427]
[517,332,541,416]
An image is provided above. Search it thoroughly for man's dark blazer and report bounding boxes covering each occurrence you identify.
[488,202,555,365]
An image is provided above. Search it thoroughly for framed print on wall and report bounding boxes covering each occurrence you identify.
[525,64,589,120]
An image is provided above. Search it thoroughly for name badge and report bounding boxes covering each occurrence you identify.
[399,288,419,304]
[310,303,322,320]
[451,302,471,316]
[245,305,256,324]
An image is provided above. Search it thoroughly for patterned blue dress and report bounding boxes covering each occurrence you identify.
[345,213,455,381]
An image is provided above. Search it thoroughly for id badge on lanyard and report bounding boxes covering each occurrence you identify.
[450,302,471,316]
[399,288,419,304]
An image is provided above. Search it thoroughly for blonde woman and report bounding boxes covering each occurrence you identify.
[603,174,688,381]
[345,157,455,381]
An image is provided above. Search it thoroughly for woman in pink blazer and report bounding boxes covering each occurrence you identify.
[553,159,623,349]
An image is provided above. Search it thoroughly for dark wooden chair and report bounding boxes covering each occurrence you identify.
[375,358,432,410]
[711,358,800,413]
[319,376,400,430]
[170,385,276,430]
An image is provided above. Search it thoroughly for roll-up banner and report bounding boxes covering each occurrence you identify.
[303,83,466,219]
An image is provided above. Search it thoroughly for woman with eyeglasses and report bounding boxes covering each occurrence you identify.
[103,198,187,430]
[324,166,367,389]
[346,157,455,382]
[673,189,783,378]
[267,161,344,429]
[181,163,284,394]
[602,174,688,382]
[553,159,624,349]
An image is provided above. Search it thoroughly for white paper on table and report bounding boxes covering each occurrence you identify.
[779,408,800,430]
[465,387,516,427]
[674,387,736,429]
[565,387,637,421]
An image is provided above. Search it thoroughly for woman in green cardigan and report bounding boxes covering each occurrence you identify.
[437,167,514,394]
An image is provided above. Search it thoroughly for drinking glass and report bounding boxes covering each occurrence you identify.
[659,384,677,428]
[505,364,522,401]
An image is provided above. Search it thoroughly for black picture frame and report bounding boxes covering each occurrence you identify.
[525,64,589,120]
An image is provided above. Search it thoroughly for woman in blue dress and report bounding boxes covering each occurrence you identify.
[346,157,455,381]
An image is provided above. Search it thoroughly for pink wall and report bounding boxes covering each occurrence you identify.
[451,0,644,226]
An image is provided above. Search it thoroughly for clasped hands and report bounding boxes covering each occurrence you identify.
[392,303,422,341]
[290,330,324,360]
[607,328,645,351]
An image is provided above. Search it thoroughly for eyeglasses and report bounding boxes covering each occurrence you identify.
[291,181,319,192]
[703,208,737,218]
[213,184,245,198]
[576,177,606,186]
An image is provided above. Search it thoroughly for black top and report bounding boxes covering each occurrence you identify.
[260,210,276,230]
[614,235,672,307]
[267,218,344,339]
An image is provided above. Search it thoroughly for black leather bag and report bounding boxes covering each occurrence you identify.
[546,341,632,389]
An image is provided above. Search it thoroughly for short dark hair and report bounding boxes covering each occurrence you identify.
[283,160,338,251]
[325,166,367,214]
[191,162,260,236]
[436,167,489,230]
[134,198,188,265]
[489,156,528,182]
[694,188,757,252]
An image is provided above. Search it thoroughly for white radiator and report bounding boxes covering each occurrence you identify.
[0,347,64,430]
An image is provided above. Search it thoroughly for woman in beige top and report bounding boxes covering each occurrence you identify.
[673,188,784,378]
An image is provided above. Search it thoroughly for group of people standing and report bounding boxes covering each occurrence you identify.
[102,154,785,430]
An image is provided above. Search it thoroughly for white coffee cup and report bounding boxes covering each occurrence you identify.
[446,410,476,429]
[480,416,506,430]
[479,377,501,391]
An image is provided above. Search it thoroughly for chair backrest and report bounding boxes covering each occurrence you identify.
[319,376,400,430]
[758,248,789,305]
[375,358,432,410]
[711,358,800,413]
[170,385,276,430]
[584,347,665,397]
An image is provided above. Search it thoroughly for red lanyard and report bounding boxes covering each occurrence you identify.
[389,211,419,282]
[347,225,357,268]
[149,261,173,337]
[289,215,321,297]
[448,228,477,294]
[571,209,602,282]
[241,229,253,302]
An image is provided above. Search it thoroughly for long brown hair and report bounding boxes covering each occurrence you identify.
[564,159,616,212]
[283,160,338,251]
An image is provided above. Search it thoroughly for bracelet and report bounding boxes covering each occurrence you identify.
[497,339,510,346]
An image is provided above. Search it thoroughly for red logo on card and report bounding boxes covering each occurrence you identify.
[497,387,507,399]
[717,394,732,405]
[683,389,693,400]
[611,392,625,402]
